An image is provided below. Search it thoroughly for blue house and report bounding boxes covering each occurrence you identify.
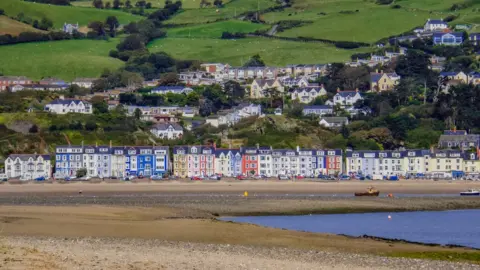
[433,32,464,46]
[469,33,480,45]
[55,145,84,178]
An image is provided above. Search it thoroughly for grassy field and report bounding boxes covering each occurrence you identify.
[261,0,480,43]
[72,0,230,9]
[149,36,370,66]
[166,0,277,24]
[0,39,124,80]
[0,0,142,29]
[167,20,269,38]
[0,15,44,36]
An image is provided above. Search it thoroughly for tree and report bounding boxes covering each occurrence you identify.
[134,108,142,120]
[29,124,39,133]
[158,72,179,86]
[93,0,104,8]
[120,71,144,90]
[199,98,214,117]
[105,2,111,8]
[85,121,98,131]
[125,0,132,8]
[243,54,265,67]
[113,0,122,8]
[340,123,350,138]
[38,17,53,30]
[136,0,146,7]
[116,34,145,51]
[0,9,5,16]
[76,168,87,178]
[91,96,108,114]
[88,21,106,37]
[213,0,223,7]
[223,81,245,103]
[105,16,120,37]
[145,2,152,8]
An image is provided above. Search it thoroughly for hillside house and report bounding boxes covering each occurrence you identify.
[150,122,183,140]
[250,78,284,99]
[319,117,349,128]
[302,105,333,117]
[468,72,480,85]
[151,86,193,95]
[72,78,96,89]
[433,32,464,46]
[0,76,32,91]
[329,89,363,107]
[439,71,468,83]
[39,78,68,86]
[44,99,92,114]
[438,130,480,150]
[370,71,401,92]
[63,23,79,34]
[469,33,480,46]
[291,86,327,103]
[10,84,69,92]
[424,19,448,32]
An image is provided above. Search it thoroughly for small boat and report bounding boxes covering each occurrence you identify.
[355,187,380,197]
[460,189,480,196]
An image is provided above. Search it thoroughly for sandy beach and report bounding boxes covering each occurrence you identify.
[0,181,479,269]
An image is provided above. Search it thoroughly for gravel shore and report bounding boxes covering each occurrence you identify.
[2,236,479,270]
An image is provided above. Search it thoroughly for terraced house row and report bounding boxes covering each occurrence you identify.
[172,146,343,178]
[346,149,480,178]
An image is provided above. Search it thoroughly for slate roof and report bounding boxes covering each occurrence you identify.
[47,99,90,105]
[336,90,359,98]
[214,149,241,157]
[426,19,447,25]
[433,32,463,39]
[7,154,50,161]
[320,117,348,124]
[440,71,460,77]
[151,122,183,131]
[303,105,333,110]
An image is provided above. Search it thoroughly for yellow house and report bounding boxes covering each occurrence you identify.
[428,150,464,176]
[440,71,468,83]
[463,152,480,173]
[250,78,284,99]
[370,71,401,92]
[173,146,188,177]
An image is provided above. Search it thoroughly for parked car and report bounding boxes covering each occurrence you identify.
[78,176,91,181]
[208,175,221,180]
[338,174,350,180]
[254,174,267,179]
[34,176,46,181]
[150,175,163,180]
[65,176,77,181]
[295,175,305,179]
[124,175,135,181]
[278,175,290,180]
[236,175,247,180]
[137,175,144,179]
[191,176,203,181]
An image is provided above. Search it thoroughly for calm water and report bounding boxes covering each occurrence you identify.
[223,210,480,248]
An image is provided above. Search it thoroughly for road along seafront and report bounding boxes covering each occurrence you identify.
[0,181,479,269]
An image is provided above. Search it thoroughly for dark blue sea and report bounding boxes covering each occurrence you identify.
[223,209,480,248]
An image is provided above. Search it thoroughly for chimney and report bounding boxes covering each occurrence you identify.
[213,142,216,149]
[59,95,64,100]
[380,70,384,74]
[256,143,260,149]
[336,88,341,93]
[375,69,378,73]
[355,88,359,92]
[95,142,98,147]
[296,145,300,152]
[109,140,112,148]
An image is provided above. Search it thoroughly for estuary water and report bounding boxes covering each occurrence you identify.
[223,209,480,248]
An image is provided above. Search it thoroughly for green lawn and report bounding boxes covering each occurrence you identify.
[0,0,142,29]
[0,39,124,81]
[166,0,277,24]
[167,20,269,38]
[148,37,371,66]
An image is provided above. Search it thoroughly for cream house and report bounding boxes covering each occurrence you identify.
[250,78,284,99]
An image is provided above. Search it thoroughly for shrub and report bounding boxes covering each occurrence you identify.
[391,4,401,9]
[376,0,394,4]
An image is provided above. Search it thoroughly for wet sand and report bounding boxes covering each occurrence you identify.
[0,181,479,269]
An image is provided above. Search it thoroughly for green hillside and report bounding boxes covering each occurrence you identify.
[0,15,44,36]
[166,0,277,24]
[0,39,124,80]
[167,20,269,38]
[0,0,142,29]
[148,37,371,66]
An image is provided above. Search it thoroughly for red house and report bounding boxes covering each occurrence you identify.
[0,76,32,91]
[241,147,259,176]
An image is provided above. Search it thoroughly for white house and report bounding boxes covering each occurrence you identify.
[4,154,51,180]
[44,99,93,114]
[150,122,183,140]
[424,19,448,32]
[302,105,333,117]
[291,86,327,103]
[319,117,349,128]
[329,89,363,107]
[151,86,193,95]
[72,78,96,89]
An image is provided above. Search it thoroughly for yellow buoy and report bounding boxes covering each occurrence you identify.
[244,191,248,197]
